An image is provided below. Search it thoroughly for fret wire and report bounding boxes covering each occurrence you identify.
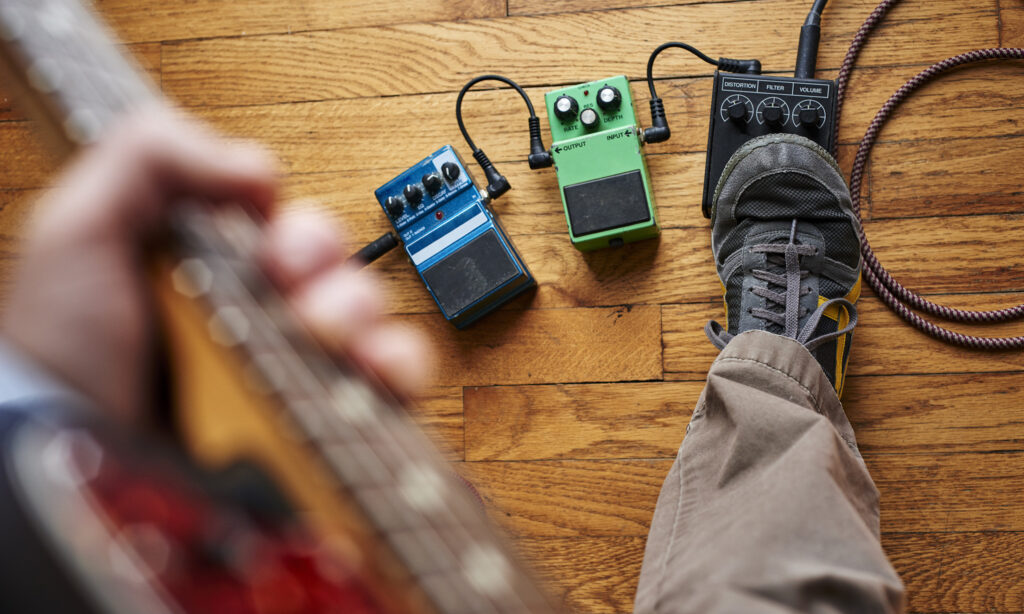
[188,207,538,613]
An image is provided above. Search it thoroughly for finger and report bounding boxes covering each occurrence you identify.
[262,206,348,291]
[350,322,432,397]
[38,106,279,240]
[291,265,383,352]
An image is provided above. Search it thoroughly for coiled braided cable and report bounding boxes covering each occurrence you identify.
[834,0,1024,349]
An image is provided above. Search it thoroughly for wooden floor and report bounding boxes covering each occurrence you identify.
[3,0,1024,611]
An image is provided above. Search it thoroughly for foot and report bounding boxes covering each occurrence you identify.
[706,134,862,396]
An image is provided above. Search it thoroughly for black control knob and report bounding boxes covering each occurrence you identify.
[554,95,579,121]
[403,184,423,206]
[580,108,600,129]
[384,196,404,218]
[441,161,460,183]
[422,172,443,195]
[762,106,784,126]
[727,102,748,121]
[798,108,820,127]
[596,86,621,111]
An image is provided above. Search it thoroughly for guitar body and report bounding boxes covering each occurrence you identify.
[153,258,424,613]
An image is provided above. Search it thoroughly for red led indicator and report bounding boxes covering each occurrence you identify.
[435,210,444,220]
[583,90,589,96]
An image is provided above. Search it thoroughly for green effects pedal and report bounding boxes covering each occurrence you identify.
[545,75,659,251]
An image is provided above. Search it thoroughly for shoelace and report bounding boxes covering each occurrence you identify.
[706,220,858,351]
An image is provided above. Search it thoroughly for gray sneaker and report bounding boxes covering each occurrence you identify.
[706,134,861,396]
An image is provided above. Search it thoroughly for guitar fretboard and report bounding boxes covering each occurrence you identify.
[0,1,556,612]
[0,0,156,152]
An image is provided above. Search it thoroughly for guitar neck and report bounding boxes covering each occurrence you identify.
[0,2,556,613]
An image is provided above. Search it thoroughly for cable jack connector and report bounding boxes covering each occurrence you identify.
[643,97,671,144]
[527,116,553,169]
[717,58,762,75]
[473,148,511,200]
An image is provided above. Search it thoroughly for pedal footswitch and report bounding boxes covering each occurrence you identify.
[374,146,534,328]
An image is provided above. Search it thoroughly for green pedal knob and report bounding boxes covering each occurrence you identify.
[544,75,660,251]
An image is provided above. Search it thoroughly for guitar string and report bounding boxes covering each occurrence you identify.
[199,208,534,614]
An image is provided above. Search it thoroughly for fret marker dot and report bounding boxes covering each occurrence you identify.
[209,306,250,347]
[27,59,62,94]
[398,466,446,513]
[64,109,102,145]
[171,258,213,298]
[331,380,375,424]
[462,544,512,597]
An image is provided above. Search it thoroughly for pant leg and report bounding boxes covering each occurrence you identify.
[633,330,904,614]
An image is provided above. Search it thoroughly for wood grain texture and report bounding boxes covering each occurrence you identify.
[161,0,997,107]
[1003,4,1024,46]
[406,305,663,387]
[462,371,1024,461]
[94,0,505,44]
[461,452,1024,538]
[517,532,1024,614]
[464,381,699,461]
[2,1,1022,612]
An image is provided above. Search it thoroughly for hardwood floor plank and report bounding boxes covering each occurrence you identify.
[415,386,464,460]
[162,1,997,107]
[464,382,699,461]
[94,0,506,44]
[462,453,1024,538]
[0,124,57,190]
[1002,4,1024,46]
[516,532,1024,614]
[518,536,643,614]
[664,293,1024,378]
[885,531,1024,613]
[403,305,662,387]
[509,0,701,15]
[463,459,670,537]
[866,135,1024,219]
[836,62,1024,148]
[462,372,1024,461]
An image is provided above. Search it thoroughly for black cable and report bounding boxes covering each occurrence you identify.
[352,231,399,268]
[455,75,535,152]
[795,0,828,78]
[454,75,552,200]
[643,43,761,144]
[645,42,724,99]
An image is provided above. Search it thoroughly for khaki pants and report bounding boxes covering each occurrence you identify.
[634,331,905,613]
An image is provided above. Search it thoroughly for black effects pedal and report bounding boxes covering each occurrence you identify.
[702,72,837,218]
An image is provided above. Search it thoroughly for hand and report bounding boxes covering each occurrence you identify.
[1,107,429,423]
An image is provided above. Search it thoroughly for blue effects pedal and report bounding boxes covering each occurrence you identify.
[374,146,535,328]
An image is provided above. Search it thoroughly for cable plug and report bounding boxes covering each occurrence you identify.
[353,231,399,268]
[473,148,511,200]
[717,57,762,74]
[643,97,671,144]
[527,116,553,169]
